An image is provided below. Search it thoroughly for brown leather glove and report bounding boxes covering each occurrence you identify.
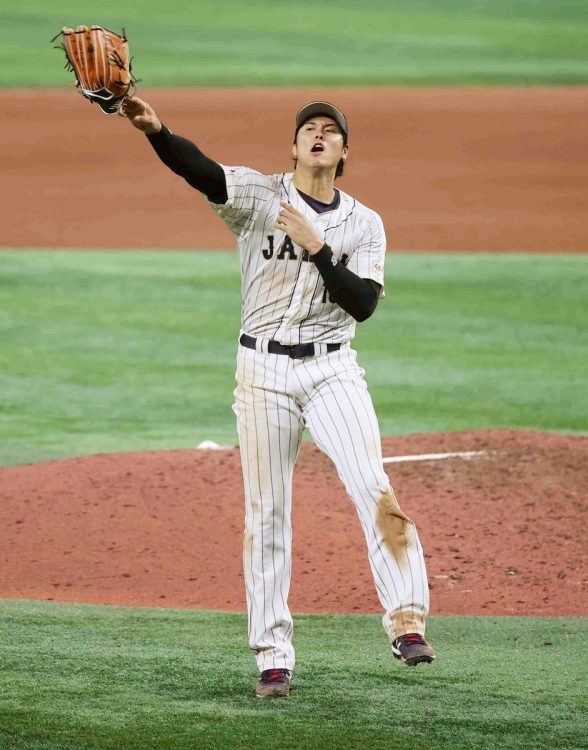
[53,25,136,114]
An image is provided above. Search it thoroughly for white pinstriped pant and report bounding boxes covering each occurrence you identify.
[233,339,430,672]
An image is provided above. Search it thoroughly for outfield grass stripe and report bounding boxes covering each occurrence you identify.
[2,0,588,86]
[0,599,586,750]
[1,250,586,467]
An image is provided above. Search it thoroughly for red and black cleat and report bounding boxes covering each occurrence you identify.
[255,668,292,698]
[391,633,437,666]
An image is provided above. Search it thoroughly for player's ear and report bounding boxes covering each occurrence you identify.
[291,142,298,160]
[341,143,349,162]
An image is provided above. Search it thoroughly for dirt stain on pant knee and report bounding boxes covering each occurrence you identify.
[376,489,416,572]
[243,529,254,564]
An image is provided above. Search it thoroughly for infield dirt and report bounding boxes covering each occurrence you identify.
[1,430,586,617]
[2,86,587,252]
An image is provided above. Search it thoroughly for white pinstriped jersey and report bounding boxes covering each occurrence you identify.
[208,167,386,345]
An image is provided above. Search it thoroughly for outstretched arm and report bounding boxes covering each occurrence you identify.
[120,96,228,203]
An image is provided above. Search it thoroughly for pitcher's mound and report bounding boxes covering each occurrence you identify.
[0,429,585,616]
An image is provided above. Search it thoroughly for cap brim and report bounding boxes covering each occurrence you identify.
[295,101,348,139]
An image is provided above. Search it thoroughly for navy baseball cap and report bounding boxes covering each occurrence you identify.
[295,101,348,143]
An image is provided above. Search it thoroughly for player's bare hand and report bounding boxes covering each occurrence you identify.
[275,202,324,254]
[119,96,162,135]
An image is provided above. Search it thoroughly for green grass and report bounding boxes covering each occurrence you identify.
[0,599,586,750]
[2,0,588,86]
[1,250,586,467]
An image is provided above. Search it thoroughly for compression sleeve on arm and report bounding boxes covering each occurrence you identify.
[146,125,228,203]
[312,244,381,322]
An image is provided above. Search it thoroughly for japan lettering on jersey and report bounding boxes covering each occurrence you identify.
[208,167,386,345]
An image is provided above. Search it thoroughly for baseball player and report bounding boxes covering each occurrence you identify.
[121,96,436,697]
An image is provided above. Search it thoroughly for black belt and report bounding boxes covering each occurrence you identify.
[240,333,341,359]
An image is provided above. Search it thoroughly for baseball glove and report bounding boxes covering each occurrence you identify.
[52,25,136,114]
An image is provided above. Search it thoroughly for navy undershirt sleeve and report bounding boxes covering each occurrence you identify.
[312,244,382,322]
[146,125,228,203]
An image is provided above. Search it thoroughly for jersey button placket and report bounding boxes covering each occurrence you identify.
[285,260,312,333]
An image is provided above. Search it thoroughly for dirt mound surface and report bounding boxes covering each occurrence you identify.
[2,87,587,252]
[1,430,585,616]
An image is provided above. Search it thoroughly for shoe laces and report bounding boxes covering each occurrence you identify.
[260,668,290,683]
[399,633,426,646]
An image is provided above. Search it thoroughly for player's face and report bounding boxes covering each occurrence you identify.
[292,117,348,174]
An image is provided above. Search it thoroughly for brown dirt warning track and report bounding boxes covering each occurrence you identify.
[2,86,587,252]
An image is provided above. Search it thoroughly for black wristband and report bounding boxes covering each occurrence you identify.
[311,243,337,271]
[146,123,172,141]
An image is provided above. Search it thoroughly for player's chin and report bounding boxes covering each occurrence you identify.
[304,156,336,171]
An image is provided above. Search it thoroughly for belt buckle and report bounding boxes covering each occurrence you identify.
[287,344,311,359]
